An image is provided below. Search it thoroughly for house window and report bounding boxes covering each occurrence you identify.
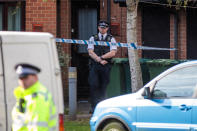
[8,6,21,31]
[0,2,25,31]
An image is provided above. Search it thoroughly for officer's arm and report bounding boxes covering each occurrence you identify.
[101,49,117,60]
[101,37,117,59]
[88,36,102,62]
[88,49,102,62]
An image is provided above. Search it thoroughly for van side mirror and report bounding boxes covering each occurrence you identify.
[142,87,151,99]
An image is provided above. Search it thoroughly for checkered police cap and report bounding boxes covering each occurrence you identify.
[15,63,41,78]
[98,20,109,28]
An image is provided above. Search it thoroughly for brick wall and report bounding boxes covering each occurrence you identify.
[26,0,57,36]
[170,14,175,59]
[170,10,187,60]
[110,2,143,58]
[102,1,128,58]
[137,8,142,58]
[178,9,187,59]
[26,0,71,103]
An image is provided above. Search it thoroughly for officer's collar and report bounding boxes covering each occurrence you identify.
[14,81,40,98]
[98,33,107,38]
[23,81,41,96]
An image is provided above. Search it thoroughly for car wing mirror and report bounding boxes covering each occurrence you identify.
[142,87,151,99]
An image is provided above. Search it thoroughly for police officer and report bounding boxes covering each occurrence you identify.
[12,63,57,131]
[88,20,117,112]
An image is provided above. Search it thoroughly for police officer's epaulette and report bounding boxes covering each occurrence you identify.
[107,34,112,37]
[32,92,37,98]
[32,92,48,101]
[93,34,99,41]
[106,34,112,42]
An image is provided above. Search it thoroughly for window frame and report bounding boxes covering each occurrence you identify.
[151,65,197,99]
[0,2,25,31]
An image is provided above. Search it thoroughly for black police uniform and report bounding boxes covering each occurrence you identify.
[88,33,113,111]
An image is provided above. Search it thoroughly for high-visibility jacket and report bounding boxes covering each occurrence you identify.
[12,81,57,131]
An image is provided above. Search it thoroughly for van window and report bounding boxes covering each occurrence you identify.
[153,65,197,98]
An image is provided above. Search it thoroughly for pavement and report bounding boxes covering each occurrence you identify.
[77,100,91,114]
[65,100,92,120]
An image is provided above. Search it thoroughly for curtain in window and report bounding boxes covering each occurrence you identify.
[0,5,2,31]
[8,6,21,31]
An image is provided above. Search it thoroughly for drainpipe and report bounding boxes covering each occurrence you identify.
[174,12,178,60]
[107,0,111,33]
[56,0,60,37]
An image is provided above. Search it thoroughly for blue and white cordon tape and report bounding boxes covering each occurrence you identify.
[56,38,176,51]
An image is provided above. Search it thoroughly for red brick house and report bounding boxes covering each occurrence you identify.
[1,0,197,102]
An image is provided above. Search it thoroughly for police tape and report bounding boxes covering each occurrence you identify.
[56,38,176,51]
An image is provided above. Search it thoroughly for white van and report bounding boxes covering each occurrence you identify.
[0,31,64,131]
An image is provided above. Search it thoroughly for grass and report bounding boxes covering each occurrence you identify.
[64,117,91,131]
